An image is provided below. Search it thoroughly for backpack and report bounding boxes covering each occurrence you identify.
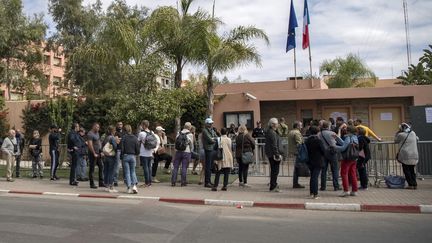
[342,136,359,161]
[143,131,158,150]
[296,143,309,164]
[175,132,190,151]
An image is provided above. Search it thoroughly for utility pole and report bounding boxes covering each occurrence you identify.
[403,0,412,67]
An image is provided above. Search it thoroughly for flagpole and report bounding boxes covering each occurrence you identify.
[294,48,298,89]
[308,38,313,87]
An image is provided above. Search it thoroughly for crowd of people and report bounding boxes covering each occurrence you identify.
[0,116,419,198]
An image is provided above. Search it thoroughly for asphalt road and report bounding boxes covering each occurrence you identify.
[0,195,431,243]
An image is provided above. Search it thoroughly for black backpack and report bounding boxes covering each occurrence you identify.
[175,132,190,151]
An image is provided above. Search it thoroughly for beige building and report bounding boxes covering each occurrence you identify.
[213,78,432,140]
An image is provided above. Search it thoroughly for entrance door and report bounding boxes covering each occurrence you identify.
[322,107,351,123]
[371,107,402,140]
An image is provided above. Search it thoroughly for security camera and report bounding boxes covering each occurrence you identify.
[244,92,257,100]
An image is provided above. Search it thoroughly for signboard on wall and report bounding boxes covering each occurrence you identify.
[409,106,432,140]
[380,112,393,121]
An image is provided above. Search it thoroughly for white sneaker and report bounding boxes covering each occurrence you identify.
[239,182,244,187]
[104,187,110,192]
[109,188,118,193]
[132,185,138,194]
[127,188,133,194]
[243,183,250,188]
[350,191,357,196]
[339,191,350,197]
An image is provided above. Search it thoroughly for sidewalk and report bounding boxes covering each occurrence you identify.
[1,176,431,213]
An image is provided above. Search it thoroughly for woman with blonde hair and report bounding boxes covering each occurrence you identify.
[29,130,43,179]
[235,125,255,187]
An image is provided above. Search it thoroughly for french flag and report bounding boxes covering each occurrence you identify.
[302,0,310,50]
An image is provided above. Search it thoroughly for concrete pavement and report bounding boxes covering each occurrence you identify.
[1,176,432,213]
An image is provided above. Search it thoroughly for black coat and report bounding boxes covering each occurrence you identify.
[305,135,325,168]
[265,128,282,158]
[235,133,255,158]
[358,135,371,162]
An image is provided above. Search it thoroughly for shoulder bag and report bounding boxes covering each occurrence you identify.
[241,134,254,164]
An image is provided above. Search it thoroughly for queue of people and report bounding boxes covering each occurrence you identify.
[0,117,420,198]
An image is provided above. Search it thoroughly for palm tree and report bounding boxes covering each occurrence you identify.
[202,26,269,116]
[319,53,376,88]
[146,0,216,88]
[398,45,432,85]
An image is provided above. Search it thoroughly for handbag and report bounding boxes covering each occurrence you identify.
[295,162,310,177]
[102,137,115,156]
[384,175,405,189]
[342,137,359,161]
[322,134,337,160]
[241,134,254,164]
[396,131,411,163]
[213,138,223,161]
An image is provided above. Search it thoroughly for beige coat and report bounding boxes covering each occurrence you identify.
[217,135,234,169]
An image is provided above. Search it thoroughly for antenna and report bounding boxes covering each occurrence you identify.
[403,0,412,67]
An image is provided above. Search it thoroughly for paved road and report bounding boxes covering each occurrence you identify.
[1,195,431,243]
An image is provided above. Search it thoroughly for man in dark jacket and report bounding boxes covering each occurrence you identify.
[305,126,325,199]
[202,118,218,188]
[15,129,25,178]
[265,118,283,192]
[67,123,81,186]
[49,125,61,181]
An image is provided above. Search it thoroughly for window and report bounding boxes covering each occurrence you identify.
[53,76,62,86]
[44,55,50,65]
[53,57,61,66]
[223,111,254,130]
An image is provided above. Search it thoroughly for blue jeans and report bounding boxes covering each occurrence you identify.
[140,156,153,185]
[123,154,138,188]
[76,156,87,179]
[113,150,122,183]
[171,151,191,184]
[204,150,214,185]
[103,156,116,187]
[321,157,340,190]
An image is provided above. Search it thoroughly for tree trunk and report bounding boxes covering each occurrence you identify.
[206,71,214,118]
[174,57,183,134]
[6,59,11,100]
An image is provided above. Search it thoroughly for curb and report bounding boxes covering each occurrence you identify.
[1,189,430,214]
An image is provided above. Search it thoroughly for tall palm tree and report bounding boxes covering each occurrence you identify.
[319,53,376,88]
[147,0,216,88]
[202,26,269,116]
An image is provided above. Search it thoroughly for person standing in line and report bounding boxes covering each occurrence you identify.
[29,130,43,179]
[171,122,194,187]
[87,123,104,189]
[212,128,233,191]
[354,119,382,141]
[357,127,371,190]
[67,123,81,186]
[121,124,140,194]
[113,121,124,187]
[103,126,120,193]
[14,129,25,178]
[288,121,305,189]
[318,121,343,191]
[265,118,283,192]
[1,129,18,182]
[339,125,359,197]
[138,120,157,187]
[202,118,218,188]
[277,117,289,137]
[395,123,419,189]
[305,126,325,199]
[235,125,255,187]
[76,128,89,181]
[49,125,61,181]
[152,126,173,183]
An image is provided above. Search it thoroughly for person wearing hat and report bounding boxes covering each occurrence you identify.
[49,125,61,181]
[395,123,419,189]
[202,117,218,187]
[152,125,173,182]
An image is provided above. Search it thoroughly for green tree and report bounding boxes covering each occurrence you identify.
[0,0,47,100]
[0,96,8,136]
[398,44,432,85]
[319,53,376,88]
[147,0,216,88]
[201,26,269,116]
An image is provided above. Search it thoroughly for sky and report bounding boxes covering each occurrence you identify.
[23,0,432,82]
